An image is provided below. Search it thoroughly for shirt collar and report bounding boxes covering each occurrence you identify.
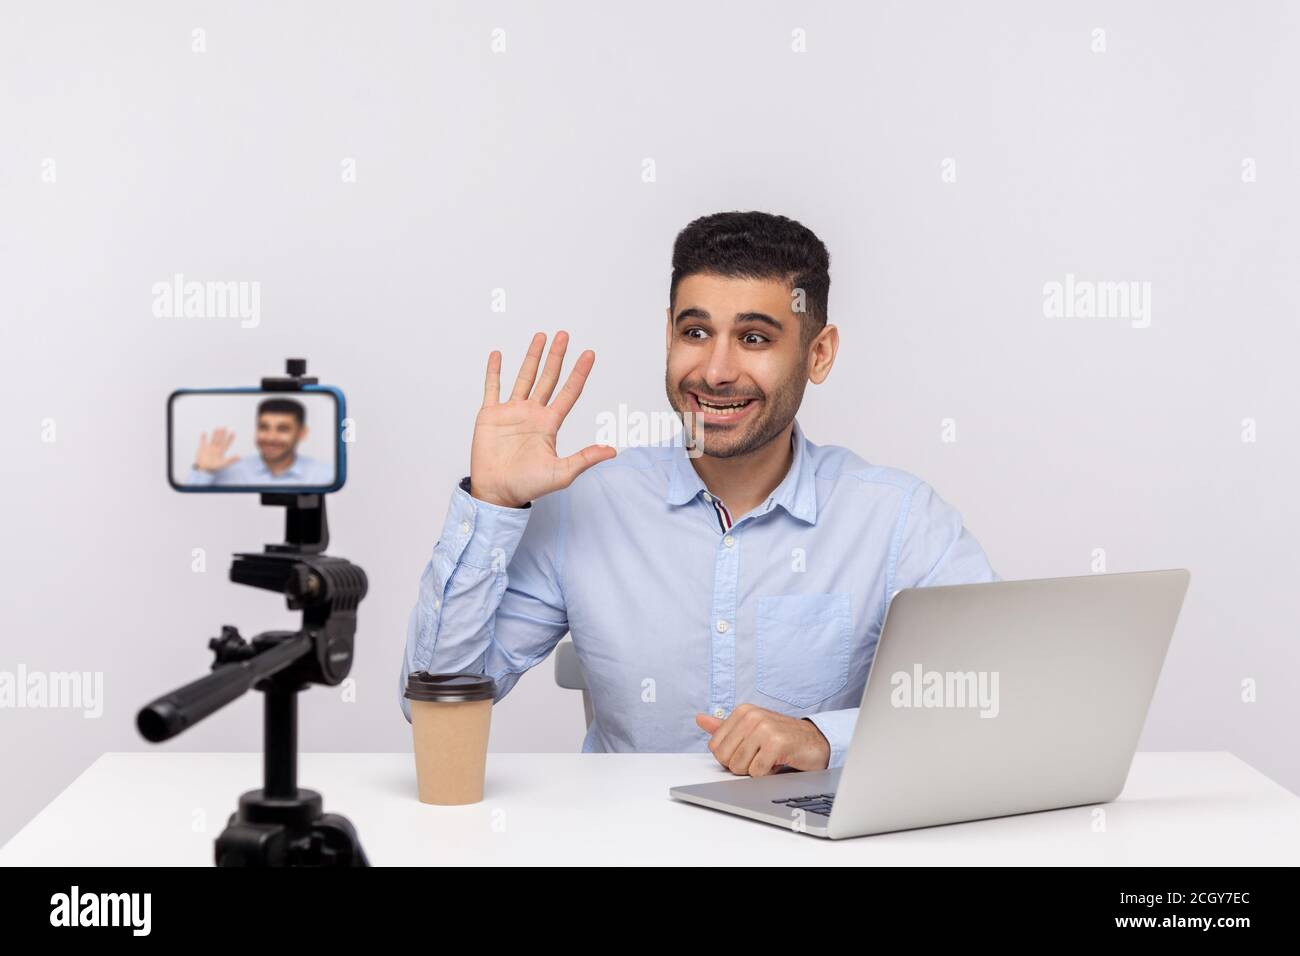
[665,418,818,525]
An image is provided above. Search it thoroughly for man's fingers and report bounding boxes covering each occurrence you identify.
[556,444,616,486]
[707,705,763,769]
[695,713,722,733]
[531,330,569,405]
[482,350,502,406]
[701,706,791,776]
[509,332,547,402]
[221,430,236,451]
[748,743,782,778]
[707,714,741,766]
[197,431,208,450]
[728,735,763,776]
[550,349,595,419]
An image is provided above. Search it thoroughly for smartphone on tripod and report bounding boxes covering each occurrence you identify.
[139,359,368,867]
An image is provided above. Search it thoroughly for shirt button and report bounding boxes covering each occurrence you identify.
[713,707,726,719]
[433,599,441,610]
[459,520,470,534]
[723,535,735,548]
[702,492,712,502]
[716,619,728,633]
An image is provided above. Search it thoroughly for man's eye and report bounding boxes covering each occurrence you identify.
[741,332,769,345]
[683,327,708,340]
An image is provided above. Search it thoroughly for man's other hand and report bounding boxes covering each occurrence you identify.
[694,704,830,776]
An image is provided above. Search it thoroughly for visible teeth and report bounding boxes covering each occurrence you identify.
[698,397,751,412]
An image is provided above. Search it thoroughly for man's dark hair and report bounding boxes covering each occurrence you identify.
[669,211,831,345]
[257,397,306,426]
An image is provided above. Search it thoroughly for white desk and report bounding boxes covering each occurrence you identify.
[2,751,1297,866]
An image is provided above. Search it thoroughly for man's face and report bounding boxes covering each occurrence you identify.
[665,272,821,459]
[256,412,306,465]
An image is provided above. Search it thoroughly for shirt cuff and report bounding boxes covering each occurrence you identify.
[441,476,532,570]
[804,708,859,769]
[187,467,215,486]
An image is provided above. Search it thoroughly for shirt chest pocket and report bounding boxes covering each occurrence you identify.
[755,593,852,709]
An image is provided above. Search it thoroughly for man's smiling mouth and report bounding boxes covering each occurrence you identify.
[688,392,760,419]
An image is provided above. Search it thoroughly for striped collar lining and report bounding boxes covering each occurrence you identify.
[707,494,733,533]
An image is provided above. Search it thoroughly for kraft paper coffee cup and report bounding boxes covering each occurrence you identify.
[405,671,497,805]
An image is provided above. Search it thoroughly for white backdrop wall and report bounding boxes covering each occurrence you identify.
[1,0,1297,845]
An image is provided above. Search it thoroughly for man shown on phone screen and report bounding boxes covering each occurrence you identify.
[186,398,333,487]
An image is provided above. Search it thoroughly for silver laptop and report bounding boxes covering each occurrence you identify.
[670,569,1191,839]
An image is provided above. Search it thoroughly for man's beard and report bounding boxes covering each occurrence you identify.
[665,369,806,460]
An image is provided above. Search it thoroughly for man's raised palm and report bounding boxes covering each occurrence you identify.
[194,427,240,473]
[469,331,616,508]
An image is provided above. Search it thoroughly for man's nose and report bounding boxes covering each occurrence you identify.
[702,336,740,390]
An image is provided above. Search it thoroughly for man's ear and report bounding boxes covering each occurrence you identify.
[297,424,310,442]
[807,324,839,385]
[665,307,673,352]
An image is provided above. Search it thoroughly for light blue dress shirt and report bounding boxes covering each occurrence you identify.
[185,453,333,487]
[399,418,998,769]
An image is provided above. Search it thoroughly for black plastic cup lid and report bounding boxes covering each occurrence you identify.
[405,671,497,703]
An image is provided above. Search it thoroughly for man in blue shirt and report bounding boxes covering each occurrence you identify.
[185,398,334,487]
[400,211,998,776]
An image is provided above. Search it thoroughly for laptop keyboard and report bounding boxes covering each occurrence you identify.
[772,792,836,817]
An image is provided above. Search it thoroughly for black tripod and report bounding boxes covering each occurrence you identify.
[138,491,369,866]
